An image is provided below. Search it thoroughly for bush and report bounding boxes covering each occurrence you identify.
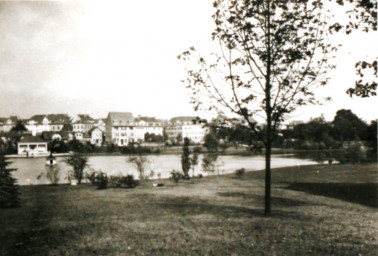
[335,142,367,164]
[85,170,108,189]
[119,175,137,188]
[235,168,245,179]
[95,172,108,189]
[170,170,184,184]
[193,146,202,153]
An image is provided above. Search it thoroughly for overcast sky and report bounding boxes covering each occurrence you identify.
[0,0,376,122]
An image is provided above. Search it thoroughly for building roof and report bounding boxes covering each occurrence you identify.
[107,112,134,125]
[19,136,46,143]
[48,114,71,124]
[72,114,95,124]
[170,116,197,124]
[135,116,159,123]
[29,115,46,123]
[88,127,102,133]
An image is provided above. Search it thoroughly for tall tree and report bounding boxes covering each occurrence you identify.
[181,137,191,178]
[331,0,377,97]
[179,0,337,215]
[332,109,368,141]
[0,152,20,208]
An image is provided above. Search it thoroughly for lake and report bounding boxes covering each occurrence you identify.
[9,154,318,185]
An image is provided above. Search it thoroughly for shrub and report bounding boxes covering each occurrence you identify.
[96,173,138,189]
[235,168,245,179]
[313,151,327,164]
[193,146,202,153]
[335,142,367,164]
[170,170,184,184]
[119,175,137,188]
[86,169,97,185]
[95,172,108,189]
[85,170,108,189]
[108,175,121,187]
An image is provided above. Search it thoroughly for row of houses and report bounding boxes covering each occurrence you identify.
[0,112,209,156]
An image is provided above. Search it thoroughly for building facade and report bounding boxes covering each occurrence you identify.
[166,116,208,144]
[18,136,48,156]
[105,112,135,146]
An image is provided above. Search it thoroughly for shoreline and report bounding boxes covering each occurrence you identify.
[4,147,340,158]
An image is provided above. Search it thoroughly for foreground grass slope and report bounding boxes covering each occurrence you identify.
[0,164,377,255]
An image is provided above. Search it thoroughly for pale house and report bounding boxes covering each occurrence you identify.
[72,114,95,133]
[134,116,164,142]
[105,112,135,146]
[18,136,48,156]
[167,116,208,144]
[49,114,71,132]
[94,118,106,132]
[89,127,103,146]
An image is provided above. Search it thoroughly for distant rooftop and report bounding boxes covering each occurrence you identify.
[19,136,46,143]
[107,112,134,125]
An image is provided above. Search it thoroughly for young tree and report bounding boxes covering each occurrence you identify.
[204,133,219,153]
[181,137,191,178]
[190,153,199,177]
[128,153,151,180]
[45,165,60,185]
[179,0,337,215]
[0,152,20,208]
[65,153,88,184]
[201,153,219,174]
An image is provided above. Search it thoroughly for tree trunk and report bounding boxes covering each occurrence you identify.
[264,131,272,216]
[264,0,272,216]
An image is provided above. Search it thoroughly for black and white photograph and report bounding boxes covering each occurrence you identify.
[0,0,377,255]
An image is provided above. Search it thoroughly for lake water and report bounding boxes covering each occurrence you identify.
[9,154,317,185]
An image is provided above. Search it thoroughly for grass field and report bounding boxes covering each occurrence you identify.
[0,163,377,255]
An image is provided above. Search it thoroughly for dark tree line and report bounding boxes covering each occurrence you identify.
[283,109,376,151]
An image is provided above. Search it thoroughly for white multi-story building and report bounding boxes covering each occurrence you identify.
[166,116,208,144]
[105,112,135,146]
[134,116,164,142]
[72,114,95,133]
[105,113,167,146]
[182,123,208,144]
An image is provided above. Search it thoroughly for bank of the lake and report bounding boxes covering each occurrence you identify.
[10,154,318,185]
[0,163,376,256]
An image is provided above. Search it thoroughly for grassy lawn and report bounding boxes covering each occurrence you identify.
[0,163,377,255]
